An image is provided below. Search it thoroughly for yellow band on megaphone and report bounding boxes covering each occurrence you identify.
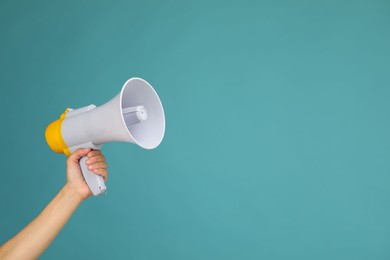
[45,109,71,156]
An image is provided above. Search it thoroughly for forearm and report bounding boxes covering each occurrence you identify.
[0,184,83,259]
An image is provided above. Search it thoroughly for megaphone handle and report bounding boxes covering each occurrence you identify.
[79,156,107,196]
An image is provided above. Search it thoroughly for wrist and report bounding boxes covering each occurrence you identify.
[62,183,87,204]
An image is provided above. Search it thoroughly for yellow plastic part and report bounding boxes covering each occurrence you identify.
[45,109,71,156]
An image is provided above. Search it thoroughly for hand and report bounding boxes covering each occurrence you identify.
[65,148,108,201]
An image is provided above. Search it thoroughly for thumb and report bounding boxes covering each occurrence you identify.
[67,148,91,165]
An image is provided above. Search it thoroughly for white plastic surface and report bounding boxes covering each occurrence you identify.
[66,105,96,118]
[61,77,165,150]
[123,105,147,127]
[80,156,106,196]
[120,78,165,149]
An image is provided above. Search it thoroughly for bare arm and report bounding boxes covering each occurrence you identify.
[0,148,108,259]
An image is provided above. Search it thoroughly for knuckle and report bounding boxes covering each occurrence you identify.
[88,150,96,156]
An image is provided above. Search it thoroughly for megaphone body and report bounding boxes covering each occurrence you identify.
[45,78,165,196]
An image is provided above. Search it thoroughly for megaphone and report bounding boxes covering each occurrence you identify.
[45,77,165,196]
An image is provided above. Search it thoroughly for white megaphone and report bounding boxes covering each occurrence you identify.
[45,77,165,196]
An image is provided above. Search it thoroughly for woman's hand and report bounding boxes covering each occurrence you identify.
[65,148,108,201]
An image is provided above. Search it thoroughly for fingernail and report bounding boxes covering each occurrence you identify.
[88,166,93,170]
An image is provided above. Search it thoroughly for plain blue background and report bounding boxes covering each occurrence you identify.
[1,0,390,259]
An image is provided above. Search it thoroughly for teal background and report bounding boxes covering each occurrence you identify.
[1,0,389,259]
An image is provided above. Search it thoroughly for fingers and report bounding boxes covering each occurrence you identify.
[86,150,102,158]
[86,152,105,164]
[67,149,109,182]
[86,150,108,182]
[67,148,91,164]
[87,161,107,171]
[93,168,108,181]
